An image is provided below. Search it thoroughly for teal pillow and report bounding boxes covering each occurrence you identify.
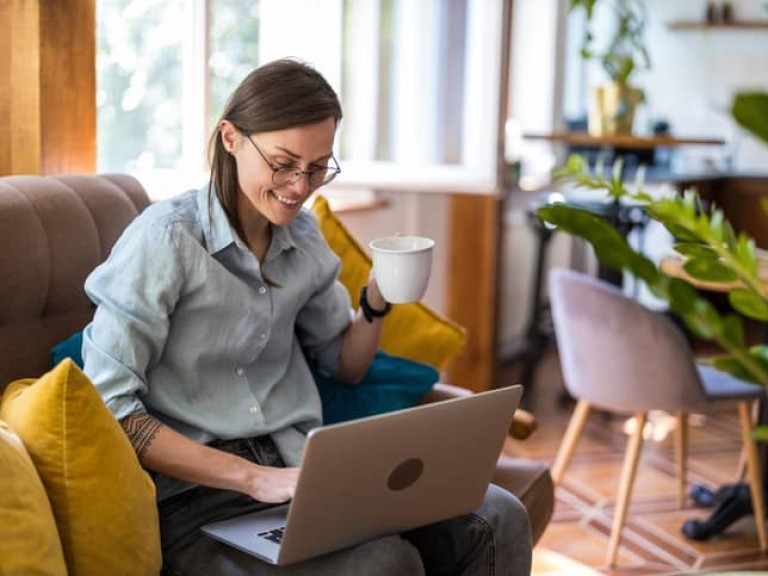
[313,350,439,425]
[52,333,437,425]
[51,330,84,369]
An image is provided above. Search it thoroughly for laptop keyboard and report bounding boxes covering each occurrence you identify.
[258,526,285,544]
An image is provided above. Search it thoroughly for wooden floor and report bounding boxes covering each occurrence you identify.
[502,345,768,576]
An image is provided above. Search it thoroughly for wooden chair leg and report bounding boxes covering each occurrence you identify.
[551,400,590,485]
[607,411,647,567]
[676,411,688,508]
[739,401,767,551]
[735,399,759,483]
[735,444,748,483]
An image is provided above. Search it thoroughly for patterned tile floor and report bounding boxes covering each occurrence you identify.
[502,346,768,576]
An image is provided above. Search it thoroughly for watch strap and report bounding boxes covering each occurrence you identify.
[359,286,392,323]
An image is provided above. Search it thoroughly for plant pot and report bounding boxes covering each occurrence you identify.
[588,83,644,136]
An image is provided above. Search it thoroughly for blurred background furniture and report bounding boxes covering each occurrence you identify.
[510,192,649,397]
[547,267,766,566]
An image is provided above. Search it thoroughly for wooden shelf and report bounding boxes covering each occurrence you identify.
[667,20,768,30]
[522,132,726,150]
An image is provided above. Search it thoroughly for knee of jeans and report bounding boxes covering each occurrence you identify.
[349,535,424,575]
[482,484,532,544]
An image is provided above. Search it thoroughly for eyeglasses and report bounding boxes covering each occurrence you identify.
[246,135,340,189]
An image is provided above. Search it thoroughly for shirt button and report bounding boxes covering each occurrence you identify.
[260,333,267,340]
[235,367,244,376]
[258,286,267,295]
[249,405,260,415]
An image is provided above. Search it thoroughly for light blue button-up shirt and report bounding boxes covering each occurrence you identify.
[82,185,352,497]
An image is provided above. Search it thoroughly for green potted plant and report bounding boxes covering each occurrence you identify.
[537,90,768,430]
[571,0,652,136]
[732,91,768,147]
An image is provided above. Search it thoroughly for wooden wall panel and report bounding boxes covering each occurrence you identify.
[0,1,42,174]
[444,194,502,392]
[40,0,96,174]
[0,0,95,176]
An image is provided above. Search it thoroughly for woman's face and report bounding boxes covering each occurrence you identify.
[223,117,337,229]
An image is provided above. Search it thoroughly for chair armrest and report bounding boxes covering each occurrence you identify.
[419,383,538,441]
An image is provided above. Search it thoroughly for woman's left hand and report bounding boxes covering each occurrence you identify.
[364,272,388,310]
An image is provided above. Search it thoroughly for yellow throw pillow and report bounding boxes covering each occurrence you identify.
[0,359,162,576]
[0,419,68,576]
[311,195,466,368]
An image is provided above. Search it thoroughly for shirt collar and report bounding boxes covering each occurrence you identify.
[197,183,298,257]
[198,183,236,254]
[269,221,295,258]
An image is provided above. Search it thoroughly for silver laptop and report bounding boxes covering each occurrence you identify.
[201,384,523,566]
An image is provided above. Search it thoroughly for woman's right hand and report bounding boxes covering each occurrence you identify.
[243,464,300,503]
[122,415,301,504]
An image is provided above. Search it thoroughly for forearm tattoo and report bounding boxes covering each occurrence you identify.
[121,413,163,460]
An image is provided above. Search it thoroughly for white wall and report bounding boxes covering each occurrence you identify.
[642,0,768,171]
[563,0,768,171]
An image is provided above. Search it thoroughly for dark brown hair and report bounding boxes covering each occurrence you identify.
[207,58,343,240]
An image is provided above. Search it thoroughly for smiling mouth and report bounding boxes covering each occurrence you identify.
[272,191,300,206]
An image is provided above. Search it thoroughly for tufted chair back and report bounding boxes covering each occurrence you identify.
[0,174,149,390]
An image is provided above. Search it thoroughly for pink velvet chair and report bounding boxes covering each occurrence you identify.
[547,267,767,566]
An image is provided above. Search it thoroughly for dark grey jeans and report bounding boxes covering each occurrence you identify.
[158,436,532,576]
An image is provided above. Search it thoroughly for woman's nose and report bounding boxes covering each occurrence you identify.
[288,172,312,194]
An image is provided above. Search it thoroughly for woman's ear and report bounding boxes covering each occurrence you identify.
[219,120,238,154]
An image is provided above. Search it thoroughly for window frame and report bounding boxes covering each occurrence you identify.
[98,0,508,199]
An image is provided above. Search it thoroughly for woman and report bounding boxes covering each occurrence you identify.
[83,58,532,575]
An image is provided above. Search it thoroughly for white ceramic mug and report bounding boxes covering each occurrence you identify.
[369,236,435,304]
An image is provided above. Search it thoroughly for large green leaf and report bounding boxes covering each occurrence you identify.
[752,425,768,441]
[667,277,698,315]
[712,355,756,382]
[729,288,768,321]
[748,347,768,377]
[749,344,768,363]
[718,314,745,350]
[537,204,656,280]
[761,196,768,217]
[673,243,718,260]
[683,298,722,340]
[732,92,768,146]
[682,258,739,283]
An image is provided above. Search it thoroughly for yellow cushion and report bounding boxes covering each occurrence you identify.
[0,360,162,576]
[0,419,68,575]
[311,195,466,368]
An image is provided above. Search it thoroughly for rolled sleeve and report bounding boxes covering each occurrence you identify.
[83,219,183,421]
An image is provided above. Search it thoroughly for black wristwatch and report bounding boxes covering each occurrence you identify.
[359,286,392,323]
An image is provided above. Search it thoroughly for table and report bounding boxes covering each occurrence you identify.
[524,132,727,179]
[523,132,726,149]
[660,253,768,292]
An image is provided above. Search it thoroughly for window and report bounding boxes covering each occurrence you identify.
[97,0,506,199]
[97,0,259,199]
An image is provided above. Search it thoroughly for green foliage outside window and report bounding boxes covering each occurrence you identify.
[97,0,260,174]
